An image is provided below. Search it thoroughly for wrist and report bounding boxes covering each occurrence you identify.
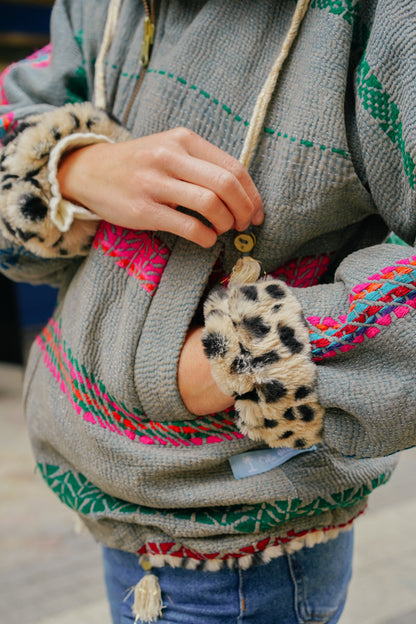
[57,142,107,209]
[178,326,234,415]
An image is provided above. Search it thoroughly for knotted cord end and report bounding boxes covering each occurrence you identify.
[229,256,263,285]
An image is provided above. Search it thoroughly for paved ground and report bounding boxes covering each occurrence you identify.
[1,361,415,624]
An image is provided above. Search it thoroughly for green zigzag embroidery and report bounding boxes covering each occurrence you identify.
[38,462,390,533]
[357,58,415,189]
[310,0,361,26]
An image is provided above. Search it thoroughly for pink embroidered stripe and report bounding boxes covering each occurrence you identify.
[1,44,52,106]
[24,43,53,68]
[0,112,15,142]
[93,221,171,295]
[270,253,332,287]
[0,44,52,144]
[37,319,244,446]
[308,256,416,360]
[219,253,332,289]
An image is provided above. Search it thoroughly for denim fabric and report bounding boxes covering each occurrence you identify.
[102,530,353,624]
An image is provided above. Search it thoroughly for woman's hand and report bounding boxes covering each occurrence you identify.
[58,127,263,247]
[178,326,234,415]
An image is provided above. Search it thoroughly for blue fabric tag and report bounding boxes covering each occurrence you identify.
[229,446,316,479]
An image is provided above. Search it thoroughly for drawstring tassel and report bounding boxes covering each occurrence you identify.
[132,556,163,623]
[229,255,262,286]
[230,231,263,285]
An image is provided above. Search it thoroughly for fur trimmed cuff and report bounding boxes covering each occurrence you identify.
[202,278,324,449]
[0,102,129,258]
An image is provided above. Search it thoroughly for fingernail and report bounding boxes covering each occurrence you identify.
[236,223,250,232]
[253,211,264,225]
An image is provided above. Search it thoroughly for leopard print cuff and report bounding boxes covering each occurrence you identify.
[0,102,129,258]
[202,278,324,449]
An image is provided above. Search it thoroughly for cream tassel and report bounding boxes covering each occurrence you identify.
[132,557,163,623]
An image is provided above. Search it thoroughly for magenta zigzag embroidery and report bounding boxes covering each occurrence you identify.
[93,221,171,295]
[308,256,416,361]
[270,253,331,288]
[36,319,243,446]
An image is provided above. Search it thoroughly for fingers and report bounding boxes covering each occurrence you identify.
[139,202,218,248]
[165,154,258,232]
[179,129,263,222]
[155,177,235,236]
[156,128,264,229]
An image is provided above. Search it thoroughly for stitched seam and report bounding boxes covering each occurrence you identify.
[98,60,350,158]
[145,68,350,159]
[287,551,303,624]
[237,568,244,621]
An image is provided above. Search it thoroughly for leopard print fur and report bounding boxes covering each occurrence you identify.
[202,278,324,449]
[0,102,129,258]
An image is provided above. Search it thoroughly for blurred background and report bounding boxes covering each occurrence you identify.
[0,2,415,623]
[0,0,57,365]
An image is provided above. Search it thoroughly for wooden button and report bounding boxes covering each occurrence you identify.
[234,232,256,253]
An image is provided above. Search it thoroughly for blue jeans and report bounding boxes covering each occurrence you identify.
[102,530,353,624]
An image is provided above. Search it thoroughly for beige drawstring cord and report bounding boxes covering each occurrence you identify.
[239,0,310,170]
[231,0,310,285]
[94,0,124,108]
[92,1,310,621]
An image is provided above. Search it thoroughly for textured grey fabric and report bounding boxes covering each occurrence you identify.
[1,0,416,563]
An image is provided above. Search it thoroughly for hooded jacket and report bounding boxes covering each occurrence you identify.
[0,0,415,569]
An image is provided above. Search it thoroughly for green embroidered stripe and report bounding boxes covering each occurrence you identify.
[39,463,138,515]
[357,58,415,188]
[38,462,390,533]
[65,66,88,104]
[386,232,407,246]
[74,30,83,48]
[146,68,349,158]
[310,0,361,26]
[103,60,141,79]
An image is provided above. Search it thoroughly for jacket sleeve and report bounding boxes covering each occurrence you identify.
[0,0,128,285]
[291,0,416,459]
